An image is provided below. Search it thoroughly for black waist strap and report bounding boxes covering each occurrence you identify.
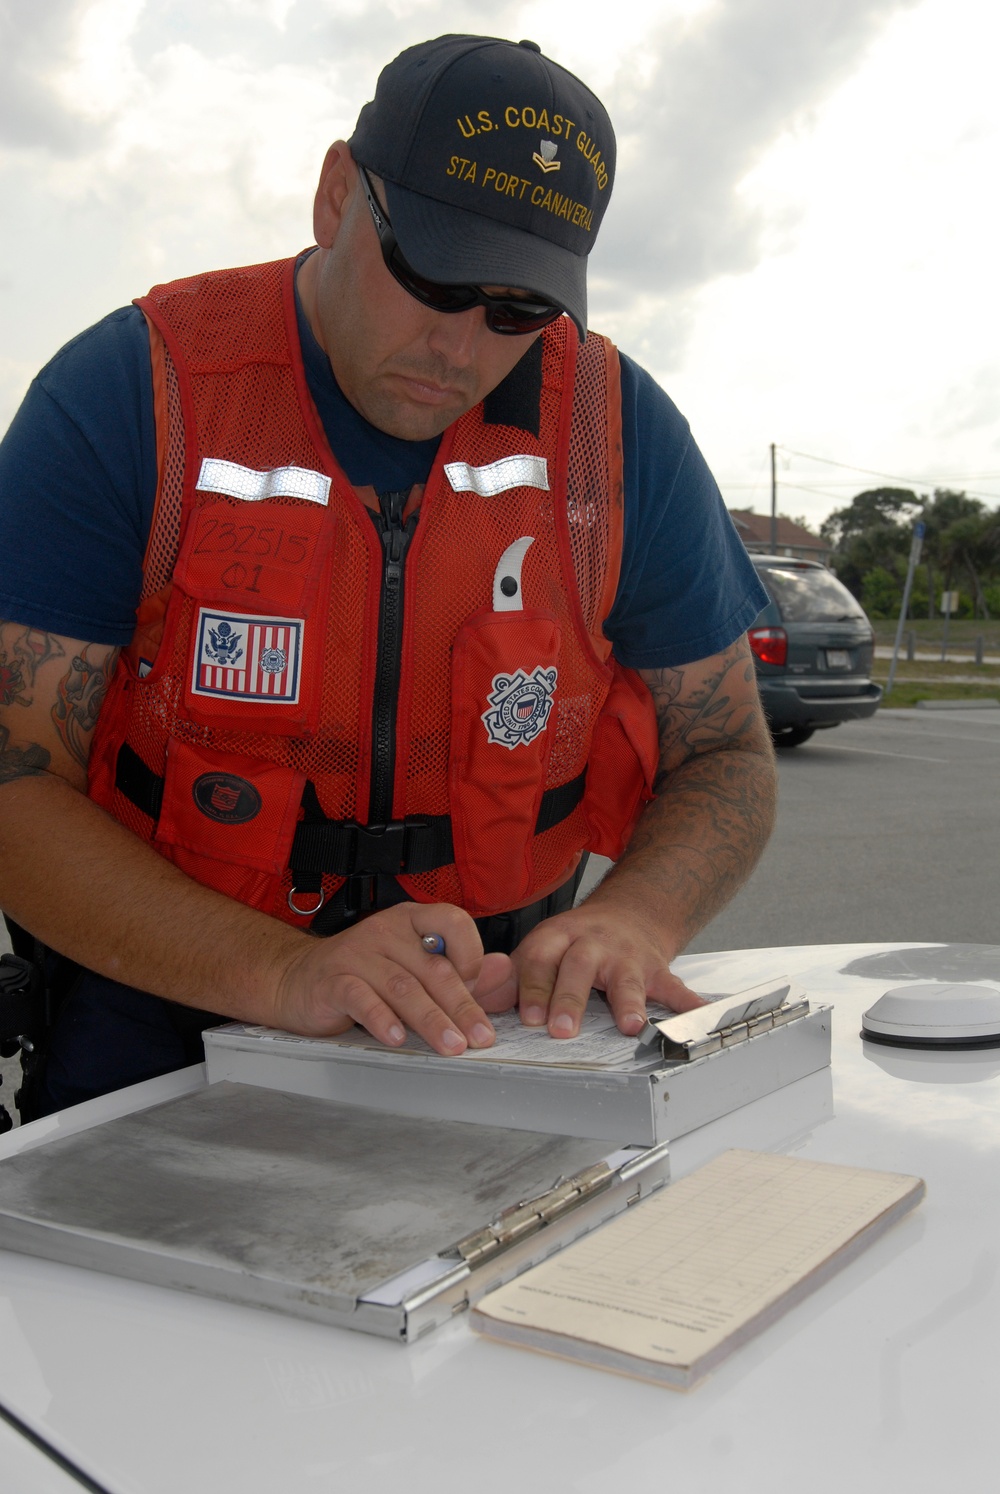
[291,814,454,879]
[114,743,586,879]
[116,742,164,821]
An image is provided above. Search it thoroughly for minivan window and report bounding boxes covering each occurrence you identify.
[758,566,866,622]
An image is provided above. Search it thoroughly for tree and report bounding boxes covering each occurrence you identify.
[821,483,1000,620]
[820,488,920,550]
[823,489,918,599]
[860,566,901,619]
[919,490,987,619]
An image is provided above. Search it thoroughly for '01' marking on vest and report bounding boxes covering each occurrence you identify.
[191,607,303,704]
[482,667,557,748]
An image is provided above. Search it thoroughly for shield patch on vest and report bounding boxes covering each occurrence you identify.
[481,667,557,749]
[191,608,303,704]
[192,772,262,825]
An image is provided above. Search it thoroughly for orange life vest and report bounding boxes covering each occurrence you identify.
[88,257,657,927]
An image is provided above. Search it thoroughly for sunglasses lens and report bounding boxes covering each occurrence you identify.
[485,302,562,335]
[386,240,562,335]
[388,250,478,313]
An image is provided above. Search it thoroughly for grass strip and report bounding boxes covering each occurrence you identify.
[878,680,1000,708]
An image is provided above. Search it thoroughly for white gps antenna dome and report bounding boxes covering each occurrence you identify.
[861,982,1000,1050]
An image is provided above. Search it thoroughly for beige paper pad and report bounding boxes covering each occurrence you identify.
[471,1149,924,1387]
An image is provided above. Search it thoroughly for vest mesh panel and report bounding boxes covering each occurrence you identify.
[566,331,615,644]
[141,344,186,601]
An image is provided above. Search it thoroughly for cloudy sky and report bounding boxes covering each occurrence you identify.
[1,0,997,529]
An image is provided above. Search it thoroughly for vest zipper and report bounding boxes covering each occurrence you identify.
[368,489,418,825]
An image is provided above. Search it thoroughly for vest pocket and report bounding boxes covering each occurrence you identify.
[581,663,658,860]
[449,609,560,912]
[167,499,333,736]
[154,738,304,878]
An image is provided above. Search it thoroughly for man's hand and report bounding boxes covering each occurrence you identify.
[513,896,705,1038]
[274,902,517,1055]
[512,636,776,1038]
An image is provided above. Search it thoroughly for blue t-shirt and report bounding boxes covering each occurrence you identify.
[0,292,765,667]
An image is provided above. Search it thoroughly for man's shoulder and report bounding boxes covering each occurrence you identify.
[615,350,690,438]
[577,333,691,448]
[38,305,150,406]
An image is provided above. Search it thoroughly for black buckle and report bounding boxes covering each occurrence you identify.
[0,954,43,1052]
[353,820,418,876]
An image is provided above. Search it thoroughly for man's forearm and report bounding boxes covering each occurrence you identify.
[0,773,518,1055]
[586,737,777,953]
[0,774,308,1020]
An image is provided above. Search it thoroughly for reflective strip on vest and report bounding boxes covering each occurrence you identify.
[444,455,549,497]
[196,457,332,506]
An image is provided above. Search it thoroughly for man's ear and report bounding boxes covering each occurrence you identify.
[313,141,353,248]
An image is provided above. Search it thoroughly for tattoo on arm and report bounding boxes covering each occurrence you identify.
[641,640,763,788]
[619,639,777,941]
[0,625,66,708]
[51,647,121,771]
[0,724,51,785]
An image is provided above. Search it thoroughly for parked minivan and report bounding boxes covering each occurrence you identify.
[748,557,882,747]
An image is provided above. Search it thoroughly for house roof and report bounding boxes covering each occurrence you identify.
[728,510,827,550]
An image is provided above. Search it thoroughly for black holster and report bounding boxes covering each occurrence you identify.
[0,950,46,1130]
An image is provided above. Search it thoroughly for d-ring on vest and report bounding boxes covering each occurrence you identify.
[87,258,658,932]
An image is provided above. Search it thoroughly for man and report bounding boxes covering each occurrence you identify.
[0,35,775,1119]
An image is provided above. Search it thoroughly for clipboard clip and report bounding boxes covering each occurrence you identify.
[637,978,810,1062]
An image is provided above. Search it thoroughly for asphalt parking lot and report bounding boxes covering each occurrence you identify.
[684,704,999,952]
[578,704,1000,950]
[2,705,998,1124]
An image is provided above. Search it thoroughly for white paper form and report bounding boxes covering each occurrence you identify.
[234,995,659,1070]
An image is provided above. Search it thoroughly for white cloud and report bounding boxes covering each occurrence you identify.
[0,0,996,527]
[648,0,1000,523]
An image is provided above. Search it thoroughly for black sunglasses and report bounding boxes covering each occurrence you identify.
[358,165,562,337]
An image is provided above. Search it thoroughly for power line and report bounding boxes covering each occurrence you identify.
[776,481,857,501]
[722,479,925,490]
[776,446,1000,504]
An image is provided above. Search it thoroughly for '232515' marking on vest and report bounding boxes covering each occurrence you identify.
[191,607,303,704]
[482,667,557,749]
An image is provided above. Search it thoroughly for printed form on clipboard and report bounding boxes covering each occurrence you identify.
[221,977,803,1072]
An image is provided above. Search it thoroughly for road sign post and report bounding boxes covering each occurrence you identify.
[887,522,925,697]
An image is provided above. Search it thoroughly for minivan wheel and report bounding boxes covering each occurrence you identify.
[772,726,815,748]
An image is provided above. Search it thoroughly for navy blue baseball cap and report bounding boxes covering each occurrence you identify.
[349,35,616,337]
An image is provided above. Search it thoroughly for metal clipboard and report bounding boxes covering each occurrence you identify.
[0,1081,669,1343]
[203,980,831,1145]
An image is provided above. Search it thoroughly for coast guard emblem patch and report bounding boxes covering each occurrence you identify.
[192,772,262,824]
[482,667,557,749]
[191,608,303,703]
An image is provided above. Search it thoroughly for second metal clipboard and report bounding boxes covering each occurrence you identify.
[0,1081,669,1343]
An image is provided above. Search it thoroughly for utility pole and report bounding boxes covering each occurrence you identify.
[770,442,777,553]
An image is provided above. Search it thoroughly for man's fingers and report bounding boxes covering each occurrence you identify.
[511,907,695,1040]
[314,971,408,1047]
[601,968,651,1036]
[539,936,599,1037]
[470,951,518,1013]
[512,946,562,1029]
[391,952,499,1052]
[276,902,500,1056]
[512,924,599,1037]
[333,954,495,1055]
[647,970,707,1013]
